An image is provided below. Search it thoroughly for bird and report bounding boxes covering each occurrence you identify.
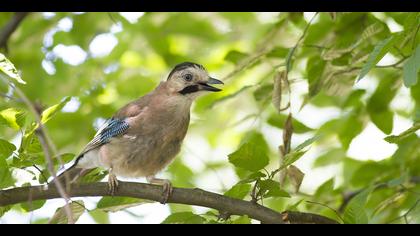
[54,62,223,203]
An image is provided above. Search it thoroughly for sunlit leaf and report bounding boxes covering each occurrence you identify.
[0,108,25,130]
[231,215,252,224]
[228,131,269,172]
[97,196,151,212]
[41,96,71,124]
[162,212,206,224]
[0,206,12,218]
[0,53,26,84]
[224,183,251,200]
[20,200,46,212]
[49,201,85,224]
[89,209,110,224]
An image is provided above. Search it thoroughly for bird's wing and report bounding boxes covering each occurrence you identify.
[80,117,130,154]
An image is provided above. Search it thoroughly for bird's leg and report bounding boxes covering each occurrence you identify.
[108,168,119,195]
[146,176,173,204]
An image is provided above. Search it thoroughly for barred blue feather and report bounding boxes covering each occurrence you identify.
[82,118,130,154]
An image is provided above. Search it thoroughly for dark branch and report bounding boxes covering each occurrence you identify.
[0,182,339,224]
[281,211,339,224]
[0,12,30,50]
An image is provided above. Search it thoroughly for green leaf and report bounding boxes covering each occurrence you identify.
[239,171,266,184]
[384,122,420,143]
[314,178,335,199]
[267,113,313,133]
[266,47,290,58]
[89,209,110,224]
[0,205,12,217]
[279,151,306,170]
[0,53,26,84]
[343,187,374,224]
[357,35,396,82]
[49,201,85,224]
[20,200,46,212]
[162,212,206,224]
[224,50,249,64]
[224,183,251,200]
[40,96,71,124]
[231,215,252,224]
[253,84,273,102]
[313,148,346,168]
[306,55,327,98]
[207,85,252,109]
[387,173,409,187]
[0,139,16,158]
[97,196,150,212]
[286,47,296,72]
[228,142,269,172]
[370,110,394,135]
[367,76,397,134]
[295,135,321,152]
[259,179,290,198]
[228,131,269,172]
[403,45,420,87]
[0,108,25,130]
[0,154,14,188]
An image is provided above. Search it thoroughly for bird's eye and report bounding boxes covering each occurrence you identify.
[184,74,193,82]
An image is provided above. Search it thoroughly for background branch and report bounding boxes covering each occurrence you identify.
[0,12,30,51]
[1,77,74,223]
[0,182,339,224]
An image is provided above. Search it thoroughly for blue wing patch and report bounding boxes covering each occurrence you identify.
[82,118,130,153]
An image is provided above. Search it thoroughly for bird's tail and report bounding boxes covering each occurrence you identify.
[50,163,94,187]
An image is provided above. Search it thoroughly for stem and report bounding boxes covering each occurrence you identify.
[0,182,340,224]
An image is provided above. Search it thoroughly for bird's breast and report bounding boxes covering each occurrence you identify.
[101,112,190,178]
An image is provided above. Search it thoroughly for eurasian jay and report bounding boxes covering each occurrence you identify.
[56,62,223,203]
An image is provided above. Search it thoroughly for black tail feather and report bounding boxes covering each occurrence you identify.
[51,164,93,186]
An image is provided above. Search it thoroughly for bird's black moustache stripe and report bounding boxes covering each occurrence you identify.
[179,85,199,95]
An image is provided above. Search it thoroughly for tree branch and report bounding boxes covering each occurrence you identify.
[0,12,30,51]
[338,176,420,213]
[0,182,339,224]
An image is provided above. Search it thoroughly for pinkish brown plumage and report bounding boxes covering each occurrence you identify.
[55,62,223,203]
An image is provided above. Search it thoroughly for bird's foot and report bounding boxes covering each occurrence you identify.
[108,172,119,195]
[146,176,173,204]
[161,180,173,204]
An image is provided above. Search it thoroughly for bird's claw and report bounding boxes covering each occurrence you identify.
[108,173,119,195]
[160,181,173,204]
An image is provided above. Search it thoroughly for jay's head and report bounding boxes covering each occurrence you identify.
[166,62,224,100]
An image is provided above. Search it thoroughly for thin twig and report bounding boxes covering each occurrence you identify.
[411,24,420,51]
[0,12,30,51]
[305,200,344,223]
[285,12,319,72]
[387,199,420,224]
[32,165,49,184]
[375,56,408,69]
[0,76,74,224]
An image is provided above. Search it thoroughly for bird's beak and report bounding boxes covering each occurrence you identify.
[198,77,224,92]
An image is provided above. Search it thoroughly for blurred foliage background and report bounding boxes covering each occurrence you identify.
[0,12,419,224]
